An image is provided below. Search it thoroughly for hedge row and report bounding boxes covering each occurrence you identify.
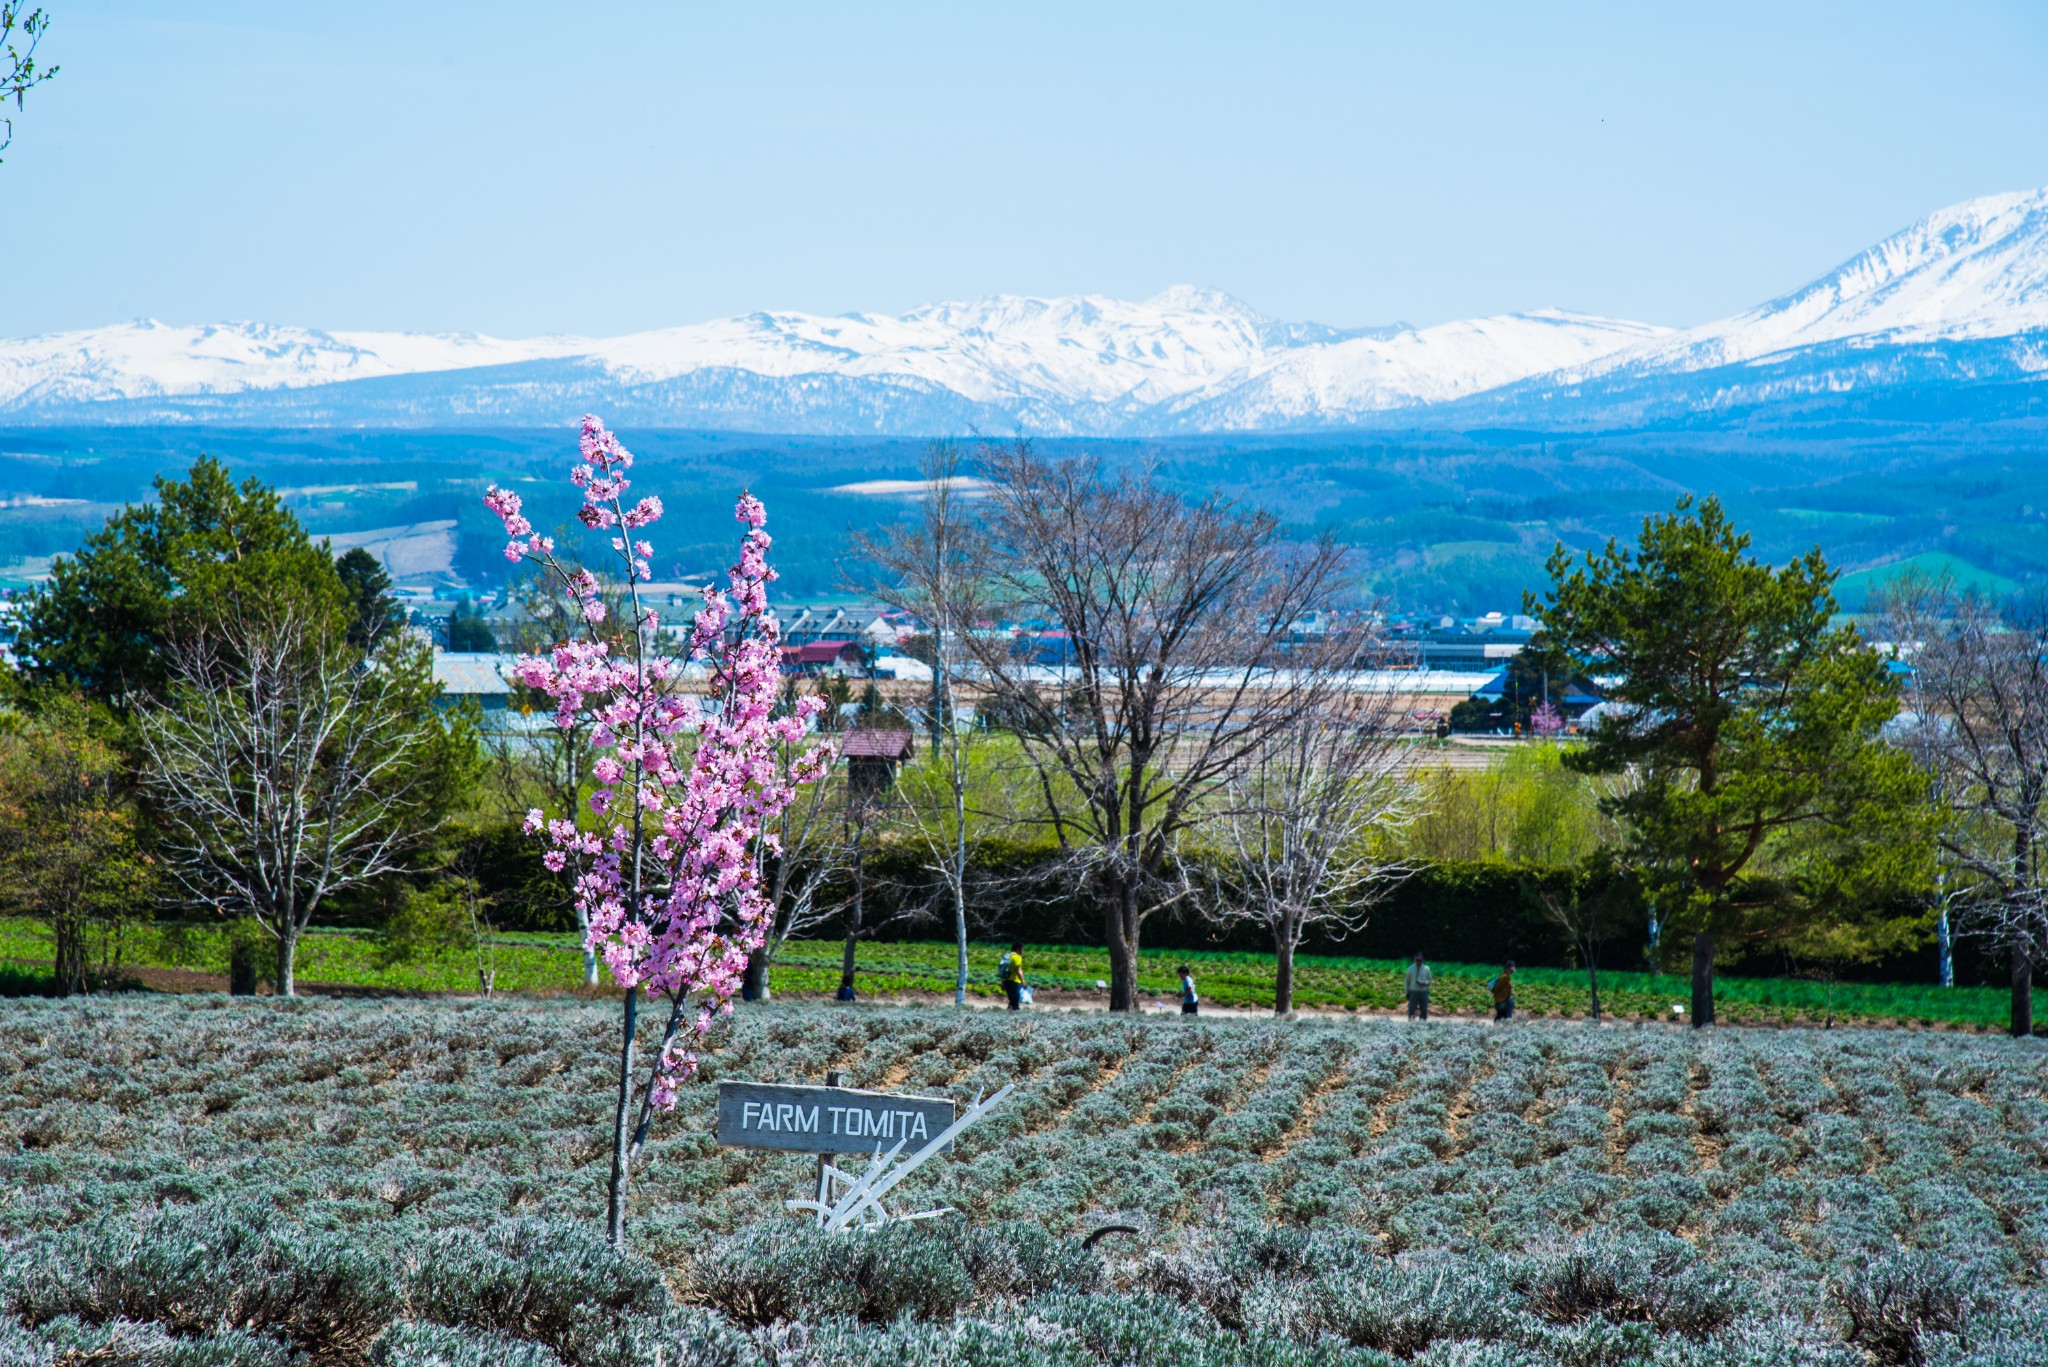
[411,825,1993,987]
[795,844,1642,972]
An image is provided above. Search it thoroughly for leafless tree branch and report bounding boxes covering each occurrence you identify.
[136,606,450,995]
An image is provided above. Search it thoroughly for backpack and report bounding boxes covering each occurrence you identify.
[999,954,1019,985]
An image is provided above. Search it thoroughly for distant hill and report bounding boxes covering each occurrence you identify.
[2,425,2043,615]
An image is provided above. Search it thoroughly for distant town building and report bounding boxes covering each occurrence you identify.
[1472,669,1603,719]
[431,651,520,712]
[781,639,867,676]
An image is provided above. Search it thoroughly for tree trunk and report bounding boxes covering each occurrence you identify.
[1273,919,1296,1016]
[607,984,639,1246]
[52,916,86,997]
[1690,930,1714,1028]
[229,935,259,996]
[952,883,968,1008]
[837,858,864,1001]
[1105,882,1139,1012]
[577,908,600,987]
[952,768,969,1008]
[741,950,769,1002]
[277,930,298,999]
[1586,954,1601,1022]
[2013,942,2035,1039]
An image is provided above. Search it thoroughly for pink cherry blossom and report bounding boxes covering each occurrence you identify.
[480,415,832,1114]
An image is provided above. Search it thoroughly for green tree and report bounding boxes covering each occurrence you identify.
[18,457,348,703]
[446,601,496,652]
[0,693,156,994]
[1533,495,1932,1026]
[1,4,57,163]
[1447,647,1581,734]
[335,547,405,649]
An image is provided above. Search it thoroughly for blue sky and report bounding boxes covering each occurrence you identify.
[6,1,2048,337]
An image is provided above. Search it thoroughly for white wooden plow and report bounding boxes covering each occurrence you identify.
[786,1083,1014,1232]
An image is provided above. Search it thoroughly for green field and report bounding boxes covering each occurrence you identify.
[4,917,2034,1031]
[1833,552,2021,612]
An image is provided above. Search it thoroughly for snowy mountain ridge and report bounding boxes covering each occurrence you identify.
[5,188,2047,434]
[0,288,1634,433]
[1551,186,2048,386]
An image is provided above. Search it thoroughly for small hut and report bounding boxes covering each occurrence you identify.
[841,728,915,798]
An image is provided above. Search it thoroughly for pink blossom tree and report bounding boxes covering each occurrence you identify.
[485,416,831,1244]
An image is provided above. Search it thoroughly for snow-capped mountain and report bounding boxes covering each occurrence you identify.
[1599,187,2048,373]
[1475,187,2048,426]
[0,320,583,412]
[1160,311,1669,431]
[0,288,1661,435]
[4,188,2047,434]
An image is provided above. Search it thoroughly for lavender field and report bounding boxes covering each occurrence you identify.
[1,997,2044,1365]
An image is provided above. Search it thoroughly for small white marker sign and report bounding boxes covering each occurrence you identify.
[715,1081,957,1155]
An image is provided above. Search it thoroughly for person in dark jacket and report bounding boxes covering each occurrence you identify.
[1489,959,1516,1021]
[1405,952,1432,1020]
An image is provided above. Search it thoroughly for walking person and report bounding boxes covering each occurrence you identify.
[999,941,1027,1011]
[1489,959,1516,1022]
[1405,952,1432,1020]
[1178,964,1199,1016]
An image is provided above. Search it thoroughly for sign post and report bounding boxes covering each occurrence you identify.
[714,1073,1012,1231]
[814,1070,844,1219]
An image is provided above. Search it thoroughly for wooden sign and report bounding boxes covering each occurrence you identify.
[715,1081,957,1155]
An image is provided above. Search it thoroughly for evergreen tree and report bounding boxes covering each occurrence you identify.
[446,601,496,652]
[17,457,348,702]
[335,547,405,649]
[1533,495,1931,1026]
[1447,645,1582,734]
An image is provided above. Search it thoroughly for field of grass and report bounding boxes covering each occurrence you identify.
[0,996,2042,1365]
[3,916,2036,1032]
[1833,552,2022,612]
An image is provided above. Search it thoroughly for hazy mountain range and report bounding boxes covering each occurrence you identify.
[4,188,2047,435]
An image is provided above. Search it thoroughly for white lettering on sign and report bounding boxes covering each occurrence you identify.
[826,1107,931,1141]
[716,1082,955,1154]
[740,1101,821,1134]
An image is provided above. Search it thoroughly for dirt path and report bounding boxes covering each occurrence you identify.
[6,954,2000,1033]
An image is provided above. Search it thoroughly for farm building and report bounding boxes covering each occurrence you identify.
[782,640,867,676]
[839,727,914,796]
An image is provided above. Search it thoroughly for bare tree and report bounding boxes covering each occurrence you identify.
[1205,666,1418,1015]
[744,747,854,1000]
[965,442,1348,1011]
[857,439,988,1003]
[1885,580,2048,1036]
[1531,852,1639,1023]
[834,777,891,1000]
[137,609,456,995]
